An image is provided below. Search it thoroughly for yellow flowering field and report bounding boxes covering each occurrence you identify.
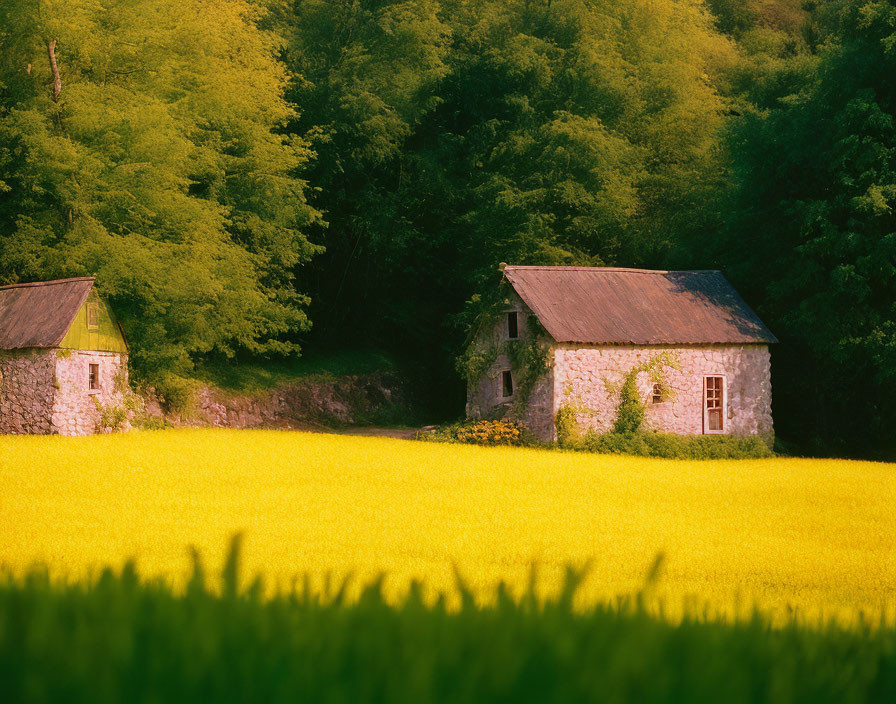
[1,428,894,624]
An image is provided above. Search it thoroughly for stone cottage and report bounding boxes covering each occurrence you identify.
[465,266,777,442]
[0,277,130,435]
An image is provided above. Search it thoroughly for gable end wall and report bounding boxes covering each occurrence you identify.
[59,290,128,353]
[464,294,555,439]
[52,351,128,436]
[0,349,129,435]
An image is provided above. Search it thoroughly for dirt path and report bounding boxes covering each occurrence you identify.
[337,426,433,440]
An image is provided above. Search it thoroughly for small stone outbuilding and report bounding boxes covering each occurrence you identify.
[465,266,777,442]
[0,277,130,435]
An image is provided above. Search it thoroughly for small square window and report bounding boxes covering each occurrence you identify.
[87,302,100,330]
[501,370,514,398]
[651,383,664,404]
[506,311,519,339]
[88,363,100,391]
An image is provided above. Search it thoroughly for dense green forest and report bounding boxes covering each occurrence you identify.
[1,0,894,457]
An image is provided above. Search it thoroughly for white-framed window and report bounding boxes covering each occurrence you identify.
[703,375,727,434]
[506,311,519,339]
[499,369,514,399]
[88,363,101,392]
[651,383,664,404]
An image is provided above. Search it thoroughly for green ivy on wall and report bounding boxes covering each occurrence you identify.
[555,351,682,445]
[611,352,681,434]
[508,335,552,412]
[456,290,552,413]
[456,339,500,388]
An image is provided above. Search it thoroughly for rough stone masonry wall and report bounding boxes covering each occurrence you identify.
[0,349,57,434]
[465,297,555,440]
[553,344,773,438]
[467,352,554,439]
[142,371,416,430]
[53,351,127,436]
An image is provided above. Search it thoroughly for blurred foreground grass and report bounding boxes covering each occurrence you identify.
[2,536,895,704]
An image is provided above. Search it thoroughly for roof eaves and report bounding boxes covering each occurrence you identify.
[503,266,722,275]
[0,276,95,291]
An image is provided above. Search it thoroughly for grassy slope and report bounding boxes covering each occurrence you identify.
[1,429,894,625]
[191,348,398,394]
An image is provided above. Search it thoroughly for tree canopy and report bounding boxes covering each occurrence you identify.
[697,0,896,454]
[0,0,893,456]
[0,0,321,375]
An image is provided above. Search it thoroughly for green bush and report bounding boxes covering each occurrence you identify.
[554,405,581,445]
[578,431,774,459]
[0,537,894,704]
[153,374,199,415]
[131,414,171,431]
[100,404,128,432]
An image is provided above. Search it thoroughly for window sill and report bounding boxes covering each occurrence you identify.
[87,389,101,395]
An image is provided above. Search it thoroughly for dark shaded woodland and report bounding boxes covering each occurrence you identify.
[1,0,893,457]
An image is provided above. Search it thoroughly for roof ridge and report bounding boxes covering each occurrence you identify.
[503,266,721,274]
[0,276,95,291]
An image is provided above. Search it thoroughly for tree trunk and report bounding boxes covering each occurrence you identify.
[48,39,62,101]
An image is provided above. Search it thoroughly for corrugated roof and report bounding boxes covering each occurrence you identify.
[503,266,777,345]
[0,277,95,350]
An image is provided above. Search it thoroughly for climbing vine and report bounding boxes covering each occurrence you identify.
[91,368,142,433]
[93,395,129,432]
[508,335,552,413]
[455,339,500,388]
[610,352,680,434]
[456,296,552,413]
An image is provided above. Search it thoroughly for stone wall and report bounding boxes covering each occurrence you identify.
[465,296,555,439]
[553,344,773,439]
[141,371,416,430]
[52,351,128,436]
[0,349,57,434]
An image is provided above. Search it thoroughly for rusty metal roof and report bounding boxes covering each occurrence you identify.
[0,277,95,350]
[503,266,777,345]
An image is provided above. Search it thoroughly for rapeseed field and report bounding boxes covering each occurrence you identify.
[1,428,893,624]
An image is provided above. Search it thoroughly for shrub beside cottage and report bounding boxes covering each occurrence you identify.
[463,266,777,444]
[0,277,130,435]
